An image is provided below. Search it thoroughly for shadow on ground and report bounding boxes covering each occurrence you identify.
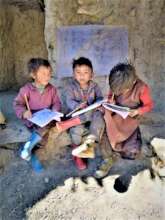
[0,147,151,220]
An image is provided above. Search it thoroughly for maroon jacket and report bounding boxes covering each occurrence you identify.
[104,79,153,153]
[13,83,61,127]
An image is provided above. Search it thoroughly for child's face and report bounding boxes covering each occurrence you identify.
[113,88,130,96]
[121,80,137,95]
[73,65,93,87]
[32,66,51,86]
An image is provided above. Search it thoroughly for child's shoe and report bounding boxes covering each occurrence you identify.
[20,141,31,161]
[94,157,114,178]
[76,144,95,158]
[30,154,44,173]
[72,142,88,156]
[72,134,96,157]
[20,132,42,161]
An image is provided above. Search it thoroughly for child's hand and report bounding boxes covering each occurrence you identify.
[108,99,115,105]
[129,109,139,117]
[108,97,116,104]
[79,101,87,109]
[97,106,105,113]
[108,93,115,104]
[23,110,32,119]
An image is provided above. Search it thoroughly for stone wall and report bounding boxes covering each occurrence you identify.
[0,4,15,90]
[0,0,164,112]
[44,0,165,113]
[0,0,47,90]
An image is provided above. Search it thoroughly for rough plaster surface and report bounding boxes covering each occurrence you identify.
[44,0,165,113]
[0,1,47,90]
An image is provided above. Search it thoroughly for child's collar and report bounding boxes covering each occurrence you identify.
[74,79,93,88]
[32,82,45,89]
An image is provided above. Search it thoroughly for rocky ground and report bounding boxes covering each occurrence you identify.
[0,91,165,220]
[0,147,155,220]
[27,170,164,220]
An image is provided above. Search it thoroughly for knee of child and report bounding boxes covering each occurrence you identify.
[71,134,82,145]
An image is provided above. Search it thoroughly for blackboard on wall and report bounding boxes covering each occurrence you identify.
[56,25,128,78]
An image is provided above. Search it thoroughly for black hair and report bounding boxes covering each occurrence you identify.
[72,57,93,71]
[27,58,51,74]
[109,62,138,95]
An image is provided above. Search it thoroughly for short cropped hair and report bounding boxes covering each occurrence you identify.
[72,57,93,71]
[109,62,137,95]
[27,58,51,74]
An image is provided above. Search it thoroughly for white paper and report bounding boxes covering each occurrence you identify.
[72,99,107,117]
[28,109,64,128]
[102,103,129,119]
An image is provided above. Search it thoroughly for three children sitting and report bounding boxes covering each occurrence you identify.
[13,57,153,175]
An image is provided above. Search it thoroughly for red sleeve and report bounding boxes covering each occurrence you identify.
[138,85,154,115]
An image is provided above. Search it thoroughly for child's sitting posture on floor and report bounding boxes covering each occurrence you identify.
[95,62,153,178]
[13,58,61,172]
[56,57,105,170]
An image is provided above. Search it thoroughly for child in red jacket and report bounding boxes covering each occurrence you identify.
[95,62,153,178]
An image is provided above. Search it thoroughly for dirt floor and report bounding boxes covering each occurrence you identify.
[0,145,156,220]
[27,170,164,220]
[0,90,165,220]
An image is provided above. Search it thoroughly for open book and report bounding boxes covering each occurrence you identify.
[102,103,130,119]
[71,99,107,117]
[28,109,64,128]
[71,99,130,119]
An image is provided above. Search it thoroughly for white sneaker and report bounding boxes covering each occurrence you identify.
[72,135,96,156]
[20,141,31,161]
[85,134,96,144]
[72,143,88,156]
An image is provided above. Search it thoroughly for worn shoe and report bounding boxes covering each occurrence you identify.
[94,157,114,178]
[20,132,42,161]
[72,142,88,156]
[72,134,96,156]
[75,143,96,158]
[20,141,31,161]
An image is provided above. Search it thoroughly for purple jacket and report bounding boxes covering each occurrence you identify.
[65,79,103,112]
[13,83,61,127]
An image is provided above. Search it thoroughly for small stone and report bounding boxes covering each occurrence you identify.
[44,177,49,183]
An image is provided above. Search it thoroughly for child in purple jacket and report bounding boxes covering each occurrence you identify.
[56,57,105,170]
[13,58,61,171]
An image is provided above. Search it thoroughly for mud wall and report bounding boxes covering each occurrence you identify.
[0,0,47,90]
[0,0,164,112]
[45,0,165,112]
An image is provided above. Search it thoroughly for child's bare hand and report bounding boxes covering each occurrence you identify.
[23,110,32,119]
[129,109,139,117]
[108,94,115,104]
[108,99,115,104]
[97,106,105,113]
[79,101,87,109]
